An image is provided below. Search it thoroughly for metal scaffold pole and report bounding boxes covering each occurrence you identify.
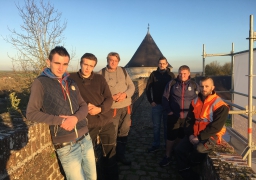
[231,43,235,127]
[201,15,256,168]
[247,14,254,167]
[203,44,205,76]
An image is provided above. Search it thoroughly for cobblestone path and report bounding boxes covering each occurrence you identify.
[118,94,182,180]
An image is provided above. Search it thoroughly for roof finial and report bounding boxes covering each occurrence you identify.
[147,23,150,34]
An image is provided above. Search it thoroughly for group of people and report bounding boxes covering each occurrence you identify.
[26,46,229,180]
[146,57,229,179]
[26,46,135,180]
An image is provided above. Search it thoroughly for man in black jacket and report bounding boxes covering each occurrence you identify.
[69,53,118,180]
[145,56,175,153]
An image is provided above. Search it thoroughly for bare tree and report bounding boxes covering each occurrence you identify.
[4,0,68,82]
[222,62,231,75]
[205,61,231,76]
[205,61,223,76]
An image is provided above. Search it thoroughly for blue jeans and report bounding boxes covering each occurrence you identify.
[151,104,167,147]
[56,134,97,180]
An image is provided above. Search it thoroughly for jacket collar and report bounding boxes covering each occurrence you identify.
[176,76,191,84]
[40,68,69,86]
[156,67,171,72]
[78,69,94,80]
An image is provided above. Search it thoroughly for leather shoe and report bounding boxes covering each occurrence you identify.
[117,156,131,165]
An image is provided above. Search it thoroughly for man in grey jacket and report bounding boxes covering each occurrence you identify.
[99,52,135,165]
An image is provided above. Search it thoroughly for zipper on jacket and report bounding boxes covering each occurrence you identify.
[198,98,205,136]
[181,82,185,118]
[66,92,79,138]
[58,80,79,139]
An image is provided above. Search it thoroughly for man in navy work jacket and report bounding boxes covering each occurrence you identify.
[160,65,199,167]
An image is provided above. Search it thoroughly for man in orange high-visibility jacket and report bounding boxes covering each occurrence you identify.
[174,77,229,180]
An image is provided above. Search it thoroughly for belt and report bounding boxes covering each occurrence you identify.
[54,132,89,150]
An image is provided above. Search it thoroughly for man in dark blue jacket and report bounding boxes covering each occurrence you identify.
[145,56,175,153]
[160,65,199,166]
[26,46,96,179]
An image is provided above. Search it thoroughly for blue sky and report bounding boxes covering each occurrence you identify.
[1,0,256,72]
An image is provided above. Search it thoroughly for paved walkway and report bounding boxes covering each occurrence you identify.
[118,94,182,180]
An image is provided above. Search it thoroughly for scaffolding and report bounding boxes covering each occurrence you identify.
[201,15,256,167]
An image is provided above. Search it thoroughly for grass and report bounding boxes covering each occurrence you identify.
[0,71,31,113]
[225,118,232,127]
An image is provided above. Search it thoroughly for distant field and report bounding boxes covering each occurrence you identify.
[0,71,31,95]
[0,71,26,78]
[0,71,15,77]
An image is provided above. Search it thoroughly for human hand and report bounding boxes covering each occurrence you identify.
[168,111,173,115]
[88,103,101,115]
[189,135,199,145]
[113,93,121,101]
[59,115,78,131]
[151,102,157,107]
[116,92,127,102]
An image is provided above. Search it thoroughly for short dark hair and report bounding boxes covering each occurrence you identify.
[48,46,70,61]
[107,52,120,61]
[178,65,190,72]
[158,56,167,62]
[80,53,98,66]
[200,76,214,85]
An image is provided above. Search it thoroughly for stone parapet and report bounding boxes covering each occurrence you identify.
[0,116,64,180]
[132,78,147,103]
[201,140,256,179]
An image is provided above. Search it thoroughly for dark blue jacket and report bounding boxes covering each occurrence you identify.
[162,78,199,118]
[146,68,175,104]
[26,68,88,144]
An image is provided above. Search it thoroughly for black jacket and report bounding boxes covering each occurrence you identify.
[146,68,175,104]
[69,71,113,129]
[26,75,88,144]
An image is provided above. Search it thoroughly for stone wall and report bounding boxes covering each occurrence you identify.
[0,116,64,180]
[199,140,256,179]
[0,78,147,180]
[131,78,147,103]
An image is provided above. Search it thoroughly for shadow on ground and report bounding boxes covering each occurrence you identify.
[118,93,182,180]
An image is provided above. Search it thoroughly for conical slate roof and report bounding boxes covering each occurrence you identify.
[125,29,167,67]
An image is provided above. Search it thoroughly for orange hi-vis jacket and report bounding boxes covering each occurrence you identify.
[192,93,228,144]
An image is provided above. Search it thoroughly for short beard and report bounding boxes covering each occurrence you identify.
[202,91,212,97]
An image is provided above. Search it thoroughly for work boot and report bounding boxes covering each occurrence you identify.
[147,146,161,153]
[159,155,171,167]
[116,136,131,165]
[101,156,119,180]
